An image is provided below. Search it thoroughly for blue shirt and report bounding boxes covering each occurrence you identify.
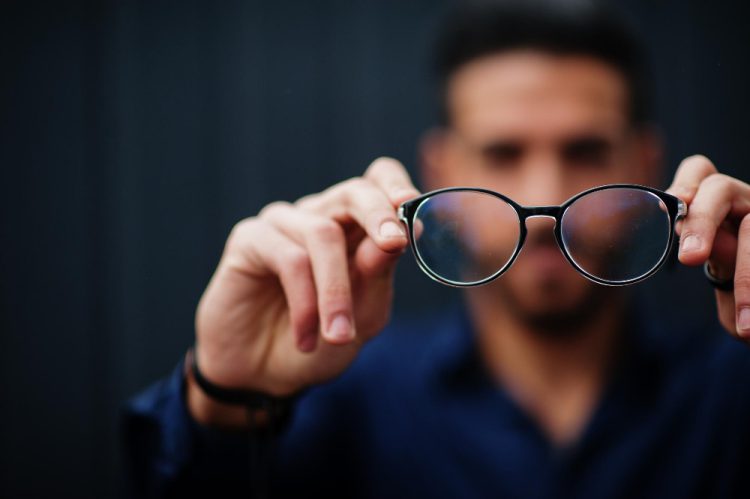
[124,303,750,498]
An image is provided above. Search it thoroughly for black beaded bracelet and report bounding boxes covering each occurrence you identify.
[188,347,296,418]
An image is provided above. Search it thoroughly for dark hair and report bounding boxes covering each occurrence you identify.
[433,0,652,126]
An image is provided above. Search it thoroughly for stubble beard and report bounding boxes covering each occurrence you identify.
[494,277,617,339]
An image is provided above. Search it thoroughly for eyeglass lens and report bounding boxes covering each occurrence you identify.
[413,191,521,285]
[411,187,671,285]
[560,188,670,283]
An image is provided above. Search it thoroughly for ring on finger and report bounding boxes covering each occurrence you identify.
[703,261,734,292]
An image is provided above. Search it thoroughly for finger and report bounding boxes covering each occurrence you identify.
[260,203,356,346]
[709,222,740,269]
[708,228,739,335]
[228,219,320,352]
[353,235,405,279]
[678,174,742,266]
[715,287,736,337]
[301,177,410,254]
[666,155,718,204]
[735,214,750,339]
[350,241,399,341]
[364,156,421,206]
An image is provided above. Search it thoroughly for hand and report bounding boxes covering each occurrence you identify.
[667,155,750,339]
[187,158,420,426]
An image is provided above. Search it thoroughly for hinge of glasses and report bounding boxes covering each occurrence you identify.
[677,199,688,218]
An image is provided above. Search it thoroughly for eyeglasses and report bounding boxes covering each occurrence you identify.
[398,184,687,287]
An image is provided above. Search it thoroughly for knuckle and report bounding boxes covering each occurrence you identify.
[685,209,713,227]
[295,192,324,211]
[228,217,259,240]
[283,247,311,273]
[669,183,696,201]
[339,176,369,192]
[259,200,292,219]
[683,154,718,174]
[309,219,344,243]
[366,156,402,177]
[320,177,368,204]
[321,281,351,307]
[702,173,731,190]
[734,273,750,292]
[225,218,264,259]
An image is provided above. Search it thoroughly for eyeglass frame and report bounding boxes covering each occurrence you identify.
[398,183,688,288]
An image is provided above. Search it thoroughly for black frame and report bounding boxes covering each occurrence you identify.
[398,184,687,287]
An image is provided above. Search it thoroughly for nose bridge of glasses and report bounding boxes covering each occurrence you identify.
[520,205,562,220]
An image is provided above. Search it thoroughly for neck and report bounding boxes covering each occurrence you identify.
[466,287,627,447]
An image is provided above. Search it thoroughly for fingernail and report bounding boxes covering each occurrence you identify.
[380,220,405,239]
[681,234,702,253]
[326,314,354,342]
[738,308,750,336]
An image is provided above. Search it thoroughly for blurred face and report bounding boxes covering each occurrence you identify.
[423,50,660,330]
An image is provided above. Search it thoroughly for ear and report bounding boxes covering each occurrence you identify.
[631,125,664,186]
[418,127,451,191]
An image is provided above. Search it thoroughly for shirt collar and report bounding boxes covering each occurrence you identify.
[424,296,674,403]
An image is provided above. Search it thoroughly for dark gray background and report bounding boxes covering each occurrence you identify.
[1,0,749,497]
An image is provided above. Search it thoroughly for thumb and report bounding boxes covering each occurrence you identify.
[353,234,406,279]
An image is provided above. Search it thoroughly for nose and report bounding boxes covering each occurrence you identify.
[515,153,567,207]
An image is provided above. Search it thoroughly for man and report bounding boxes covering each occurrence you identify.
[125,1,750,497]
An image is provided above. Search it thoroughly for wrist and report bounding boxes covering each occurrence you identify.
[185,357,251,429]
[185,347,296,431]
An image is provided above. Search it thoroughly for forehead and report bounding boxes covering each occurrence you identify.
[447,51,629,141]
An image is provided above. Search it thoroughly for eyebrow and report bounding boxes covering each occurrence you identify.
[476,134,615,152]
[561,135,614,158]
[478,140,524,159]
